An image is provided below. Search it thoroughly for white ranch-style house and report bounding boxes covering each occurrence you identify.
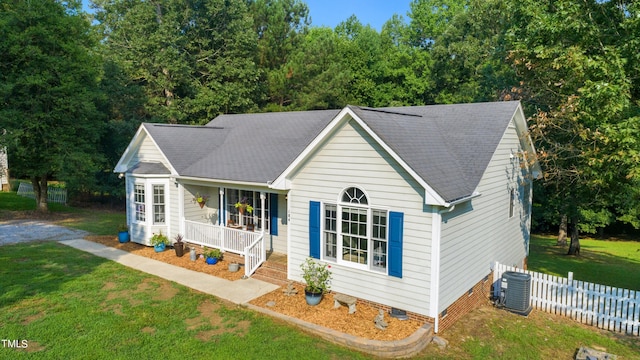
[115,101,540,332]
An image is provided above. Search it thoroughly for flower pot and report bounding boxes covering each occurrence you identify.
[198,201,205,209]
[206,257,218,265]
[228,263,239,272]
[174,243,184,257]
[304,289,323,306]
[190,247,197,261]
[118,231,129,243]
[154,243,166,252]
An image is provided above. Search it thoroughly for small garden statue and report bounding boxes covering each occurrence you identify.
[374,309,388,330]
[282,281,298,296]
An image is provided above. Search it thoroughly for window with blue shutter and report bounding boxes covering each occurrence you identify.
[309,201,321,259]
[388,211,404,278]
[270,193,278,236]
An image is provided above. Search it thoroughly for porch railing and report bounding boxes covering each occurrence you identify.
[183,220,265,277]
[244,234,266,278]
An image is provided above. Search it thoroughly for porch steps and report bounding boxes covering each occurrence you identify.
[251,253,288,286]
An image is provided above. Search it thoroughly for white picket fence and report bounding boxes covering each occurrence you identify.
[493,262,640,336]
[17,182,67,205]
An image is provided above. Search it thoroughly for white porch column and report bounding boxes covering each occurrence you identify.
[219,188,225,225]
[260,192,266,234]
[219,188,225,248]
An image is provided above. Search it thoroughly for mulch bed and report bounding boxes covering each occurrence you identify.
[85,235,244,281]
[84,235,424,341]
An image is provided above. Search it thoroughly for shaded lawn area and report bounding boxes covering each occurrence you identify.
[0,191,125,236]
[528,234,640,290]
[0,242,369,359]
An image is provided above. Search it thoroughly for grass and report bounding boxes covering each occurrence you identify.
[0,191,125,236]
[1,192,640,358]
[528,234,640,290]
[0,242,369,359]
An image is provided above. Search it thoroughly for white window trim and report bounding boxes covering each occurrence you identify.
[132,177,170,227]
[224,188,270,231]
[508,188,516,219]
[321,187,389,274]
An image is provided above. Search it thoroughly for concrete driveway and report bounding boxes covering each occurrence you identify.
[0,220,89,246]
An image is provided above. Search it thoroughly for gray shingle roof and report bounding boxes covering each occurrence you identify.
[143,109,339,183]
[128,161,171,175]
[350,101,520,201]
[138,101,520,202]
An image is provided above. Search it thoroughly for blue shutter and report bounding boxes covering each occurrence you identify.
[270,193,278,236]
[388,211,404,278]
[309,201,321,259]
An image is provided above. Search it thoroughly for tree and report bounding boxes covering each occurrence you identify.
[92,0,260,123]
[248,0,310,109]
[506,0,640,254]
[284,27,352,110]
[0,0,104,211]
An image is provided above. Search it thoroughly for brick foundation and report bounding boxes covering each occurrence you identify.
[437,272,494,332]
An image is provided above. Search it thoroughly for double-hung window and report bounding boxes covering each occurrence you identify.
[225,189,270,231]
[133,182,166,224]
[134,184,145,222]
[153,184,165,224]
[322,187,388,273]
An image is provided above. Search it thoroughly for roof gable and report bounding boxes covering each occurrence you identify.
[116,101,537,204]
[123,110,338,184]
[352,102,522,202]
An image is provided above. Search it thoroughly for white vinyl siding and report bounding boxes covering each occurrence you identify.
[183,184,219,225]
[438,121,531,312]
[130,134,170,167]
[288,119,434,317]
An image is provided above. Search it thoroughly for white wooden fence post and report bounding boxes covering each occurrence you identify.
[494,262,640,337]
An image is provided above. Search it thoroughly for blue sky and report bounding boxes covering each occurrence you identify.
[305,0,411,30]
[82,1,412,31]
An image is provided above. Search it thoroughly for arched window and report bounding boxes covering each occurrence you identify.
[341,187,368,204]
[322,187,387,273]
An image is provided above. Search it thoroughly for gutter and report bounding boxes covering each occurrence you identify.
[174,175,270,189]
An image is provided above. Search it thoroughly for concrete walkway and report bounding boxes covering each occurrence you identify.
[60,239,280,305]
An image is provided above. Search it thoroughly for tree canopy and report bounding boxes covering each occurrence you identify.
[2,0,640,247]
[0,0,104,210]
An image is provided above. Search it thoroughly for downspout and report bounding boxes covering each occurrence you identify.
[430,204,456,334]
[430,192,479,334]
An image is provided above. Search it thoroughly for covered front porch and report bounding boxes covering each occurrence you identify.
[182,220,265,278]
[177,182,287,279]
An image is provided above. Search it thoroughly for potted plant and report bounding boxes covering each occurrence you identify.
[204,248,222,265]
[173,233,185,257]
[193,192,209,208]
[300,257,332,306]
[234,197,254,215]
[228,261,240,272]
[150,231,169,252]
[117,224,129,243]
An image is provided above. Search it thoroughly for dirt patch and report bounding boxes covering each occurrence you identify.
[21,341,45,353]
[141,326,155,334]
[154,281,179,301]
[21,313,44,326]
[184,300,250,341]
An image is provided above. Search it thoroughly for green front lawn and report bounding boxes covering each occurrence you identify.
[0,242,368,359]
